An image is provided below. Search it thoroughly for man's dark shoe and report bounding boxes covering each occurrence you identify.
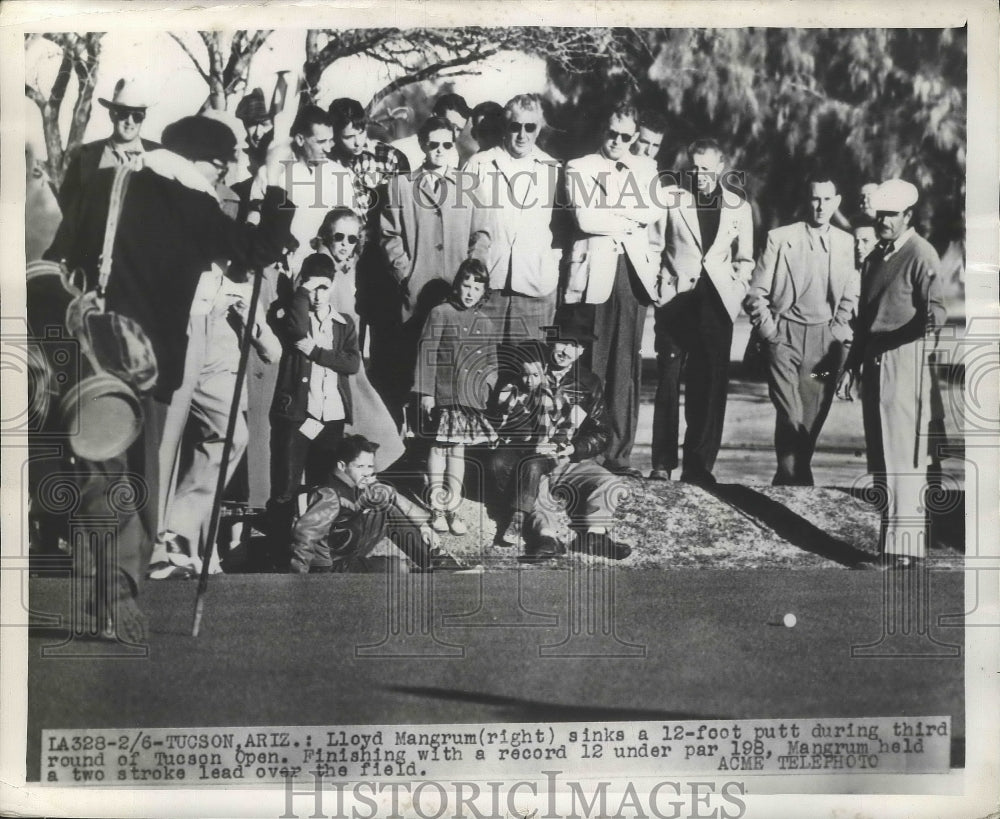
[680,469,716,487]
[521,535,565,563]
[498,511,525,547]
[648,468,672,481]
[571,532,631,560]
[609,465,643,479]
[426,547,481,572]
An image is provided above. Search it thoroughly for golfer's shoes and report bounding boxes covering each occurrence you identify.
[571,532,631,561]
[147,532,197,580]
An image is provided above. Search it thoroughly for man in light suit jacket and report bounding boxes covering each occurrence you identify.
[650,138,754,485]
[744,172,859,485]
[464,95,563,345]
[562,102,663,477]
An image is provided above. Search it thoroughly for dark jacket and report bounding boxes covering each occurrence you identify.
[290,471,399,571]
[57,137,160,216]
[548,363,610,462]
[269,287,361,424]
[44,166,293,401]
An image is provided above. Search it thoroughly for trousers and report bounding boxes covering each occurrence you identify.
[652,280,732,478]
[528,460,621,536]
[590,254,648,470]
[766,318,844,486]
[861,339,931,558]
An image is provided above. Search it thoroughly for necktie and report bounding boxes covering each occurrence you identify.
[877,239,896,257]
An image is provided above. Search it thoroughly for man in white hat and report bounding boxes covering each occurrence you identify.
[838,178,946,569]
[57,77,159,219]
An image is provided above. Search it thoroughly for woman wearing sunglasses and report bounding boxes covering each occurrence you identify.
[309,208,406,472]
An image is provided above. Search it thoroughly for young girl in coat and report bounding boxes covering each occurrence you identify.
[414,259,499,535]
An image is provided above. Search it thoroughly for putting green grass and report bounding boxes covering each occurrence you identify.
[26,569,964,781]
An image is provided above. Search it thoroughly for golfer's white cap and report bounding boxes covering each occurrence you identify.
[871,179,918,213]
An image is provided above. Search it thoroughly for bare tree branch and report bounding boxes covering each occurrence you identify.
[24,82,46,108]
[168,32,210,83]
[366,46,500,112]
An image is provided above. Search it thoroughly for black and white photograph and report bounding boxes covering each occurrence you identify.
[1,1,997,817]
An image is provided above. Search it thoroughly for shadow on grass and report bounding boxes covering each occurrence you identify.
[386,684,725,722]
[709,483,876,567]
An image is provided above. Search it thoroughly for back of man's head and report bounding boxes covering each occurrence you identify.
[290,105,330,139]
[432,92,471,120]
[161,116,238,163]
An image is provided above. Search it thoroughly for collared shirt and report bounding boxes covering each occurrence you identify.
[306,304,347,422]
[693,184,722,249]
[98,137,146,169]
[787,224,835,324]
[881,227,915,261]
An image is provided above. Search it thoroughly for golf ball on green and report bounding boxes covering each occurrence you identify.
[783,613,797,628]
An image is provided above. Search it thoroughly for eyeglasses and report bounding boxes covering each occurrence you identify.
[332,233,359,245]
[606,129,635,143]
[426,141,454,151]
[507,122,539,135]
[110,108,146,124]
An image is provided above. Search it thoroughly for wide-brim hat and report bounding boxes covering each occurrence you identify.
[98,78,150,111]
[161,116,238,163]
[870,179,918,213]
[235,88,270,124]
[542,304,598,345]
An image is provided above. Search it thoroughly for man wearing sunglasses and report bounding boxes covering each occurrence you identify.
[381,115,475,418]
[464,94,563,349]
[57,77,159,221]
[562,102,664,479]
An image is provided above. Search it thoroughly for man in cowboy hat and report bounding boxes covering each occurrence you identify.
[838,178,946,570]
[57,77,159,219]
[514,306,632,562]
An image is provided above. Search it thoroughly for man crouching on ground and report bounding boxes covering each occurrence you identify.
[289,435,471,573]
[518,307,632,562]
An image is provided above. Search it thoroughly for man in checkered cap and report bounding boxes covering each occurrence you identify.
[839,179,946,570]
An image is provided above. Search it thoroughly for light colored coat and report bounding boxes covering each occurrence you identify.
[381,167,474,321]
[745,221,860,343]
[659,185,755,321]
[562,152,663,304]
[463,146,563,297]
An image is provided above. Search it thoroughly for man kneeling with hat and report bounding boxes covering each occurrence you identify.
[514,307,632,562]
